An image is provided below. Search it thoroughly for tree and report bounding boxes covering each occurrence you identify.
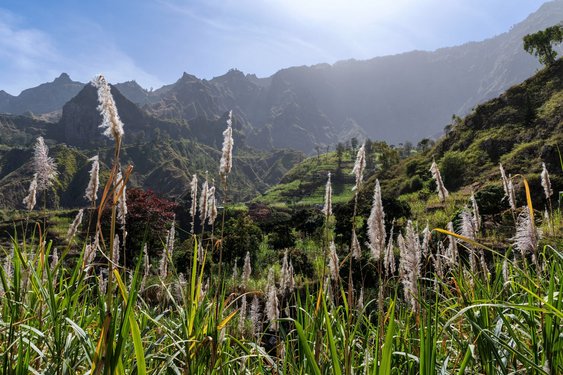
[350,137,359,152]
[523,25,563,66]
[336,143,345,167]
[125,188,177,262]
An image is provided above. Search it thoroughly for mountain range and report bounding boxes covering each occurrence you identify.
[0,1,562,153]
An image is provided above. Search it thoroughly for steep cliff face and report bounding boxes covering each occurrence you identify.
[56,83,188,148]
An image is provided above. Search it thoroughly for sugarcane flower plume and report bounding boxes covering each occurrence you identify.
[219,110,234,178]
[367,179,386,260]
[23,173,38,211]
[199,174,209,223]
[322,172,332,217]
[328,241,340,281]
[430,160,448,202]
[206,184,218,226]
[460,206,477,240]
[351,230,362,259]
[92,74,124,142]
[351,142,366,191]
[84,155,100,204]
[507,175,517,210]
[33,136,58,191]
[189,174,198,233]
[265,267,280,331]
[115,170,127,228]
[384,223,396,276]
[470,192,481,232]
[66,209,84,242]
[511,208,541,259]
[541,162,552,199]
[240,252,252,288]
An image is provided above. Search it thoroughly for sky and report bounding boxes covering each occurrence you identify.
[0,0,552,95]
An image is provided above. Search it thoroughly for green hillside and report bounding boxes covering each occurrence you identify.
[254,150,357,206]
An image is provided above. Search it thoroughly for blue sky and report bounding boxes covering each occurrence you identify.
[0,0,550,95]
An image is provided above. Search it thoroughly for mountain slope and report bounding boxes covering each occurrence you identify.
[378,58,563,206]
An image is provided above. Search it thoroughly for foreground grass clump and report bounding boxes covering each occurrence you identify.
[1,217,563,373]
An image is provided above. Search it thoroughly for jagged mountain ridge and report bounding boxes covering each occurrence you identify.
[0,1,562,152]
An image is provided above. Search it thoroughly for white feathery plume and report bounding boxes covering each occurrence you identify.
[189,174,198,233]
[83,232,99,270]
[500,164,516,210]
[206,184,218,226]
[219,110,234,179]
[199,174,209,223]
[446,221,458,266]
[250,295,262,337]
[398,221,420,312]
[470,192,481,232]
[159,231,170,279]
[541,162,552,199]
[50,248,59,272]
[499,163,510,197]
[433,242,445,279]
[32,136,58,191]
[544,209,551,232]
[141,243,149,291]
[23,173,38,211]
[459,207,478,274]
[115,170,127,228]
[384,224,396,277]
[242,251,252,287]
[507,175,517,211]
[351,230,362,259]
[404,220,421,274]
[430,160,448,202]
[421,223,431,259]
[280,251,288,288]
[85,155,100,204]
[460,207,477,240]
[238,294,247,333]
[511,208,541,260]
[322,172,332,217]
[328,241,339,281]
[92,74,124,142]
[197,242,204,263]
[166,217,175,256]
[367,179,386,260]
[98,269,107,295]
[280,250,294,294]
[112,234,120,271]
[265,267,280,331]
[160,220,175,279]
[351,142,366,191]
[232,260,239,280]
[66,209,84,242]
[357,287,364,310]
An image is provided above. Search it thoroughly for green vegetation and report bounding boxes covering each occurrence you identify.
[523,25,563,66]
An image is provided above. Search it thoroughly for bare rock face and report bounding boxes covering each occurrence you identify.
[58,83,174,147]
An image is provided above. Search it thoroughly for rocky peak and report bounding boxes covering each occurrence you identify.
[54,73,72,84]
